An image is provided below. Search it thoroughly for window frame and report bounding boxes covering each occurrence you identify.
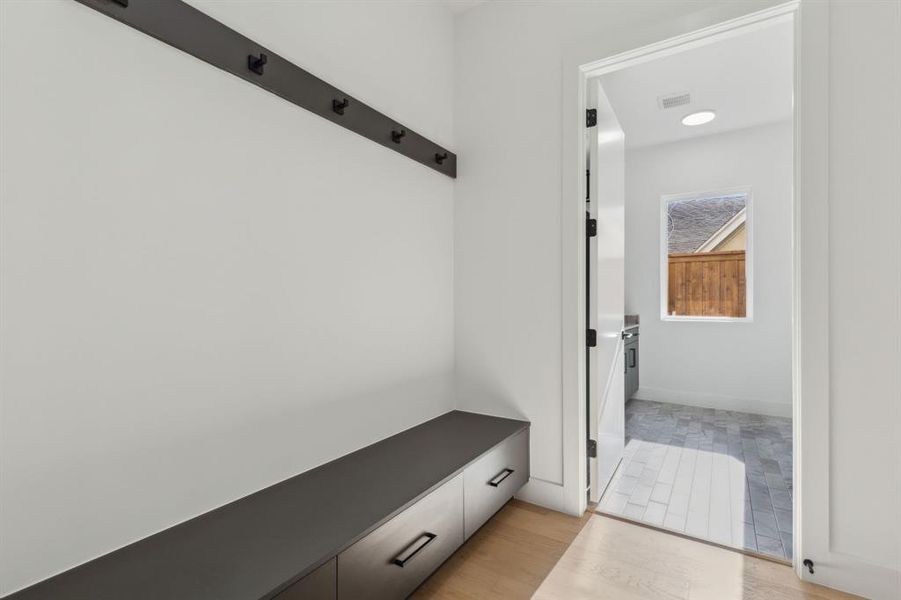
[659,186,754,323]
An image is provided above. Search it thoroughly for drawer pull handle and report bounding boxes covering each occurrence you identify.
[392,532,437,567]
[489,468,515,487]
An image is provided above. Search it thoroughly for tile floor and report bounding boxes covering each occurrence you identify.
[598,399,793,561]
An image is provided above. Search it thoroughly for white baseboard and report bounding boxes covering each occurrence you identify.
[515,478,573,514]
[632,386,792,418]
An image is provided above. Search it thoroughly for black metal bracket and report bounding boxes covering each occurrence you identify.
[247,52,267,75]
[586,108,597,127]
[74,0,457,178]
[587,439,597,458]
[332,98,349,115]
[586,218,597,238]
[587,329,597,348]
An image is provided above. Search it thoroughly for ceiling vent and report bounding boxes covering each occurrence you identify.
[658,92,691,110]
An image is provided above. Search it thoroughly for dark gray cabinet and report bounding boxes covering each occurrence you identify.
[624,331,639,400]
[463,429,530,539]
[337,429,530,599]
[8,411,529,600]
[337,476,464,600]
[275,560,336,600]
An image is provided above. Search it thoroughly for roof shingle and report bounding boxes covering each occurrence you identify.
[667,194,746,253]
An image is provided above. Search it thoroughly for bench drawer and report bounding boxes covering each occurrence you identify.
[463,429,529,539]
[275,559,336,600]
[337,474,463,600]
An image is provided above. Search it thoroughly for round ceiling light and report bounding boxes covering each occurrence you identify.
[681,110,716,126]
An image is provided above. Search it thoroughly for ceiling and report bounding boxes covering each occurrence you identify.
[599,20,793,149]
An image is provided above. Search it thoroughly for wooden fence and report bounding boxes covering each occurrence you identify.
[668,250,746,318]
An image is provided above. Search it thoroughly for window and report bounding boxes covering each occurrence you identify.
[660,189,752,321]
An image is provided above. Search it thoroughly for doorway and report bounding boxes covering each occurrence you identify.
[584,6,796,563]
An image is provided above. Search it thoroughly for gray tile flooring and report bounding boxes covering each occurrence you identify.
[598,399,793,561]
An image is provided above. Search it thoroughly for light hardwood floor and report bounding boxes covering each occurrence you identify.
[417,500,861,600]
[413,499,592,599]
[535,513,862,600]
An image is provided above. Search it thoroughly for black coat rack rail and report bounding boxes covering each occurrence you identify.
[75,0,458,178]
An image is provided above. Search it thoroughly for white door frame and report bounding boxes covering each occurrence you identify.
[560,0,831,585]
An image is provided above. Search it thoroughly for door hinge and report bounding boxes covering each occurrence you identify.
[587,329,597,347]
[587,439,597,458]
[586,108,597,127]
[586,218,597,238]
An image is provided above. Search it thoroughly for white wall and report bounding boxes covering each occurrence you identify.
[0,1,455,594]
[624,121,793,417]
[820,0,900,594]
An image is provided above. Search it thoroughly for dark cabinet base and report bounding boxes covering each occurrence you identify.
[7,411,528,600]
[276,560,336,600]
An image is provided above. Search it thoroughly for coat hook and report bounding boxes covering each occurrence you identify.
[391,129,406,144]
[333,98,350,115]
[435,152,448,165]
[248,52,267,75]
